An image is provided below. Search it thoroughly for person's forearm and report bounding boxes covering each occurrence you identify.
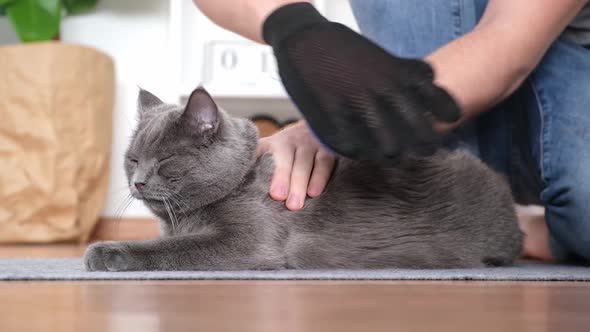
[428,0,588,131]
[193,0,311,43]
[426,29,529,128]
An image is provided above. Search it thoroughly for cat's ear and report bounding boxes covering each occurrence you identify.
[180,87,220,135]
[137,88,164,116]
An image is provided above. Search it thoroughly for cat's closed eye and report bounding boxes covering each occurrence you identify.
[158,155,175,164]
[160,167,181,182]
[157,156,182,180]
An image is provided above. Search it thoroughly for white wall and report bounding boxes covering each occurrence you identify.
[0,0,358,218]
[61,0,175,217]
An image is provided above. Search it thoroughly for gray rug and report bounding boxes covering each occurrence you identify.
[0,258,589,281]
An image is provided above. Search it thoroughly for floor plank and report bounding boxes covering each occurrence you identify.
[1,281,589,332]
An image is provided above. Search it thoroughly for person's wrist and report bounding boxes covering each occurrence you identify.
[262,2,327,47]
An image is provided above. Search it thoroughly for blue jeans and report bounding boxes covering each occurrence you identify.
[350,0,590,262]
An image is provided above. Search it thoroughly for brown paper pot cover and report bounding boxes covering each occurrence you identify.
[0,42,114,243]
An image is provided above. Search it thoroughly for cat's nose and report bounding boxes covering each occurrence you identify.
[134,182,146,190]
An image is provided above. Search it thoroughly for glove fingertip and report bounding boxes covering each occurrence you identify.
[438,101,462,123]
[418,84,462,123]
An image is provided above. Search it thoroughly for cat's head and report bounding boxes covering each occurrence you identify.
[125,87,258,216]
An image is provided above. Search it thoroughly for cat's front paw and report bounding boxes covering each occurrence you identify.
[84,241,139,272]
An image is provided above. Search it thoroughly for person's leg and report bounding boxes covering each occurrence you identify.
[480,37,590,262]
[526,40,590,262]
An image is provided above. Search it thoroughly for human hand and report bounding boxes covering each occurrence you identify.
[263,3,461,164]
[257,120,336,211]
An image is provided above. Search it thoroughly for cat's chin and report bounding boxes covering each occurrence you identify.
[132,193,164,207]
[140,197,164,205]
[141,199,167,215]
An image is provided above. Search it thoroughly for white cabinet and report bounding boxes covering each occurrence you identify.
[202,41,282,99]
[168,0,359,103]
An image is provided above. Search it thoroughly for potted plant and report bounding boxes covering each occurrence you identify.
[0,0,115,243]
[1,0,100,41]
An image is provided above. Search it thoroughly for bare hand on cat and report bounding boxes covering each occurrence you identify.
[257,120,336,211]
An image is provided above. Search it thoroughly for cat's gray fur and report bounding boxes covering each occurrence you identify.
[84,87,522,271]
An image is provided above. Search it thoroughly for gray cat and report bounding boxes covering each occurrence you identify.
[84,87,522,271]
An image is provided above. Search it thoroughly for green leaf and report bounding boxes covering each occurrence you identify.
[6,0,62,42]
[63,0,97,15]
[0,0,13,15]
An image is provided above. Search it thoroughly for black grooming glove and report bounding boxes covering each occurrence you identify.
[263,2,461,163]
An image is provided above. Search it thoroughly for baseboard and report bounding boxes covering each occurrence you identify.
[91,218,160,241]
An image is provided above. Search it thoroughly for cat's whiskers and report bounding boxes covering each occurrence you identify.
[114,194,134,221]
[167,196,188,221]
[150,188,190,219]
[166,197,180,233]
[161,195,177,234]
[167,192,191,214]
[112,193,135,237]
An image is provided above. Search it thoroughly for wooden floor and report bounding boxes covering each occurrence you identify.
[1,219,589,332]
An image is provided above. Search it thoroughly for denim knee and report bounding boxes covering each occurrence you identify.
[542,161,590,261]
